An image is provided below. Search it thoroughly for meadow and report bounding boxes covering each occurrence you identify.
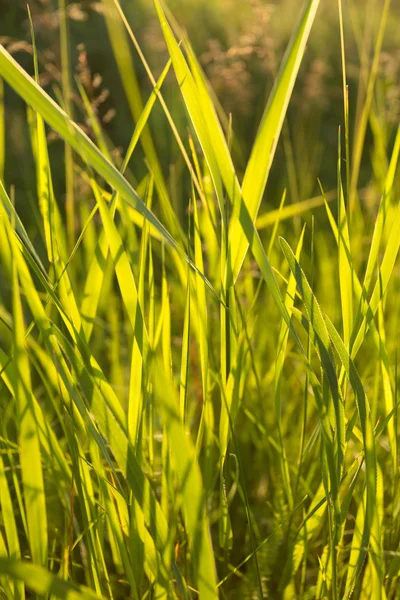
[0,0,399,598]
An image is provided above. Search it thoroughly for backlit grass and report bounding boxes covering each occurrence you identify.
[0,0,399,598]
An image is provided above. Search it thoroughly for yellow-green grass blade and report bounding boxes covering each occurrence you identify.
[0,193,126,446]
[57,0,75,250]
[0,76,4,181]
[0,558,105,599]
[0,454,24,599]
[67,433,105,594]
[75,77,114,162]
[157,0,319,289]
[279,237,345,475]
[193,193,211,436]
[274,225,306,511]
[323,314,378,596]
[344,494,365,598]
[110,0,205,207]
[2,198,129,444]
[351,198,400,358]
[0,344,71,486]
[0,198,180,587]
[377,304,397,471]
[279,237,344,598]
[159,255,175,568]
[154,0,228,218]
[0,454,21,560]
[90,446,139,598]
[337,0,350,202]
[127,179,153,446]
[228,0,320,284]
[337,129,353,348]
[267,188,287,259]
[102,0,184,244]
[0,180,46,277]
[193,198,215,500]
[349,0,392,210]
[0,45,208,286]
[8,229,48,568]
[218,329,248,551]
[162,6,235,147]
[152,358,218,600]
[0,536,16,598]
[362,125,400,295]
[89,178,147,345]
[28,106,66,265]
[28,7,67,265]
[322,181,397,435]
[161,248,172,380]
[183,27,243,220]
[179,273,190,423]
[80,60,170,341]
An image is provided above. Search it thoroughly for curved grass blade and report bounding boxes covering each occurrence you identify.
[0,45,218,300]
[0,558,105,599]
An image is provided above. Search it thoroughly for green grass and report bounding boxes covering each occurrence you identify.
[0,0,399,598]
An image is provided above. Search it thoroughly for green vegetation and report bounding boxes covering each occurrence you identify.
[0,0,399,598]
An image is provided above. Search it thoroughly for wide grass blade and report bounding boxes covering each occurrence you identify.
[0,558,105,599]
[0,44,211,288]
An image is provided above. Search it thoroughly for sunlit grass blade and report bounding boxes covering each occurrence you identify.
[279,236,345,599]
[0,45,200,276]
[0,455,24,599]
[351,199,400,358]
[7,225,48,568]
[0,76,4,181]
[337,128,353,347]
[0,191,181,591]
[193,192,213,468]
[80,60,170,341]
[0,558,105,599]
[154,0,231,218]
[102,0,184,244]
[362,125,400,295]
[228,0,320,284]
[179,273,190,423]
[323,314,378,597]
[152,357,218,600]
[274,225,306,511]
[349,0,391,210]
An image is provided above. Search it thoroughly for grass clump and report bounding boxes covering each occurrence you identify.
[0,0,399,598]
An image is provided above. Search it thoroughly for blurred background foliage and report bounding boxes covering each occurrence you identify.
[1,0,400,221]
